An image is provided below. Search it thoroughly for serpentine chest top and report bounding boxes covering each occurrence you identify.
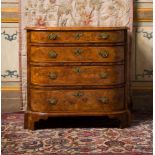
[24,27,131,130]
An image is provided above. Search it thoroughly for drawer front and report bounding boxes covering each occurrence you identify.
[30,65,124,86]
[30,88,124,113]
[30,46,124,63]
[30,31,125,43]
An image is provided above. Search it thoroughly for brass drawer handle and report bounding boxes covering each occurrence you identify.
[48,33,58,40]
[74,32,83,40]
[48,72,57,80]
[48,51,58,58]
[73,91,84,97]
[99,72,108,79]
[74,48,83,56]
[99,32,109,39]
[48,98,58,105]
[99,50,109,58]
[98,97,109,104]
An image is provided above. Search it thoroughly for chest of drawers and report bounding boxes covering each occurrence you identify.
[24,27,131,130]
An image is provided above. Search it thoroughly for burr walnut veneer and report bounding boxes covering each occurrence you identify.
[24,27,131,130]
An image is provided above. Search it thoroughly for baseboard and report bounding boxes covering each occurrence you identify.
[131,87,153,112]
[1,89,22,113]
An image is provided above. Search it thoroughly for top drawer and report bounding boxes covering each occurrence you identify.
[30,30,125,44]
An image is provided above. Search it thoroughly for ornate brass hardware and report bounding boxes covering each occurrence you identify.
[48,72,57,80]
[73,91,84,97]
[99,72,108,79]
[48,98,58,105]
[98,97,109,104]
[48,51,58,58]
[48,33,58,40]
[74,48,83,56]
[74,67,81,74]
[99,32,109,39]
[74,32,83,40]
[99,50,109,58]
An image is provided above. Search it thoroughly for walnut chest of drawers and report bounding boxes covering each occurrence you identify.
[24,27,131,130]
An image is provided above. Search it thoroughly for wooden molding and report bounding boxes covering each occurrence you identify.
[1,7,19,23]
[1,19,19,23]
[1,86,20,91]
[134,8,153,22]
[1,8,18,12]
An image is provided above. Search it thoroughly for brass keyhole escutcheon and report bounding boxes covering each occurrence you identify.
[99,50,109,58]
[48,98,58,105]
[73,91,84,98]
[99,72,108,79]
[48,33,58,40]
[48,51,58,58]
[48,72,57,80]
[99,32,109,39]
[74,48,83,56]
[74,67,82,74]
[98,97,109,104]
[74,32,83,40]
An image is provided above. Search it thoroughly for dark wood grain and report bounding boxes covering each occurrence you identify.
[30,65,124,86]
[30,46,124,63]
[30,88,124,113]
[30,30,125,43]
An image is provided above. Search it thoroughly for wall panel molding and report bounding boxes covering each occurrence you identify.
[134,8,153,22]
[132,0,153,90]
[1,25,20,82]
[1,86,20,91]
[1,89,21,113]
[132,27,153,82]
[1,0,22,113]
[1,3,19,23]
